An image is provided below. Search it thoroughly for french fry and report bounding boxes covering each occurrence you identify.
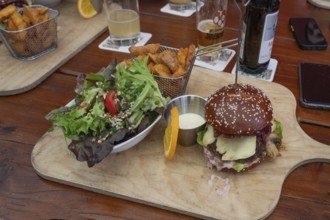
[0,5,16,21]
[10,11,27,30]
[147,62,155,73]
[128,43,196,78]
[129,43,160,56]
[159,50,180,73]
[148,53,161,64]
[152,64,172,77]
[23,5,41,25]
[159,49,172,57]
[177,47,188,70]
[1,5,54,57]
[185,44,196,69]
[6,17,16,31]
[39,13,49,22]
[8,11,27,41]
[22,14,31,25]
[172,67,186,78]
[35,7,48,15]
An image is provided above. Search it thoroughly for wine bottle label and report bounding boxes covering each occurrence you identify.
[258,11,279,64]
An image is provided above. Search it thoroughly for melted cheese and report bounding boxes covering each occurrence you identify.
[202,125,216,146]
[216,136,256,161]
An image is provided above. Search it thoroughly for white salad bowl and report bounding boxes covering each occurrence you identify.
[65,99,162,154]
[111,115,161,153]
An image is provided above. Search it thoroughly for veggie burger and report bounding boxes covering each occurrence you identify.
[198,83,283,172]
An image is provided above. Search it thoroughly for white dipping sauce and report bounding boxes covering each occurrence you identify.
[179,113,205,129]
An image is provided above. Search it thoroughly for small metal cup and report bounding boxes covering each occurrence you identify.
[164,95,207,146]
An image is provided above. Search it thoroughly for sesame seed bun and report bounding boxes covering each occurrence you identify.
[205,83,273,135]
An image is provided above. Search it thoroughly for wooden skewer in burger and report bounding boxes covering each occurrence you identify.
[198,83,283,172]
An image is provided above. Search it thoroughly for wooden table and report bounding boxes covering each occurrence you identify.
[0,0,329,219]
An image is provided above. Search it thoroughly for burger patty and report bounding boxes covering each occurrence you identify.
[207,124,272,164]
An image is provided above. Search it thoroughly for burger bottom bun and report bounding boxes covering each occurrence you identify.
[203,146,267,173]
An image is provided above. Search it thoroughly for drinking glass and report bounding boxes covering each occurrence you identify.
[196,0,228,50]
[103,0,140,46]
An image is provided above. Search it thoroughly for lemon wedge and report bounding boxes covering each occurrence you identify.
[164,106,179,160]
[77,0,98,19]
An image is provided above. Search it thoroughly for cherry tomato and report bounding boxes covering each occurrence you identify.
[104,90,117,116]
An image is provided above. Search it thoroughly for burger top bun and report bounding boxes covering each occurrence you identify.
[205,83,273,135]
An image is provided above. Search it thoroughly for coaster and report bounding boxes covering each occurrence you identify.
[194,49,236,72]
[98,32,152,53]
[160,3,196,17]
[231,58,278,82]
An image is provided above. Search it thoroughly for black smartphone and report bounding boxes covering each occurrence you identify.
[289,17,327,50]
[299,62,330,110]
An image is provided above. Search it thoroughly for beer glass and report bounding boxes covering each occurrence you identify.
[196,0,228,49]
[103,0,140,46]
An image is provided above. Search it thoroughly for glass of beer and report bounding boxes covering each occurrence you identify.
[168,0,193,11]
[196,0,228,59]
[103,0,140,46]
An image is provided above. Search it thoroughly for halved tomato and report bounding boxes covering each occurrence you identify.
[104,90,117,116]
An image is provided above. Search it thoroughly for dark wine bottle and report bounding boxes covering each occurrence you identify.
[238,0,281,74]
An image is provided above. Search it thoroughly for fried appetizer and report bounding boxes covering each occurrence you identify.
[186,44,196,69]
[128,43,196,78]
[177,47,188,69]
[172,67,186,78]
[152,64,172,77]
[8,11,27,40]
[148,52,161,64]
[23,5,41,25]
[129,43,161,56]
[159,50,180,73]
[9,11,27,30]
[0,5,16,21]
[0,5,54,57]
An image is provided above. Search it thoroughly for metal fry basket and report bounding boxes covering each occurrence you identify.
[0,5,59,61]
[153,45,196,99]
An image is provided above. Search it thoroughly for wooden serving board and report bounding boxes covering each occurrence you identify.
[31,67,330,220]
[0,1,107,96]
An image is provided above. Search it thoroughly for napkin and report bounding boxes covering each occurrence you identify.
[231,58,278,82]
[194,49,236,72]
[160,3,196,17]
[98,32,152,53]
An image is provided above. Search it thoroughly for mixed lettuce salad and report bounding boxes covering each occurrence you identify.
[46,57,168,167]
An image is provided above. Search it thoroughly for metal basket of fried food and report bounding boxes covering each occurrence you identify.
[0,4,59,60]
[128,44,196,99]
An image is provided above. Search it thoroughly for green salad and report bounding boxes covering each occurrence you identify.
[46,57,168,167]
